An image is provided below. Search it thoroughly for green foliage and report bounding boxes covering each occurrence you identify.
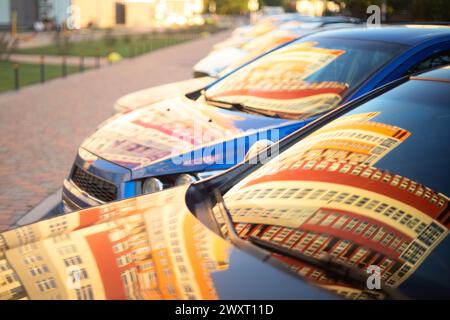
[335,0,383,18]
[52,32,73,55]
[261,0,291,8]
[410,0,450,21]
[18,31,198,58]
[336,0,450,21]
[215,0,250,14]
[103,28,117,49]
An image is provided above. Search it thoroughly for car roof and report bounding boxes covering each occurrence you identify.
[412,65,450,82]
[306,25,450,46]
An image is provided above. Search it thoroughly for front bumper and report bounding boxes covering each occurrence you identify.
[62,148,134,211]
[62,178,103,211]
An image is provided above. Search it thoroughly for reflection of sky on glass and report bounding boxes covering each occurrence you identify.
[211,249,335,299]
[345,80,450,195]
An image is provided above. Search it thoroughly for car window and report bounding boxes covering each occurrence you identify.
[410,50,450,74]
[205,38,405,120]
[220,79,450,299]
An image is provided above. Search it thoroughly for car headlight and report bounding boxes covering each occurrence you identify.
[175,174,197,186]
[142,178,164,194]
[140,171,225,195]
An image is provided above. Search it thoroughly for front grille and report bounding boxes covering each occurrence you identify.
[71,166,117,202]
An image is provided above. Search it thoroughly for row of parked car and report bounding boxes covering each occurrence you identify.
[1,14,450,300]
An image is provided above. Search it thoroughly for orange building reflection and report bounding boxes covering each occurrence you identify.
[206,42,349,119]
[222,112,448,299]
[0,188,230,300]
[81,97,245,169]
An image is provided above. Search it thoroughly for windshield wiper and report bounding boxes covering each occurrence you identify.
[204,97,281,118]
[212,189,407,300]
[248,236,407,300]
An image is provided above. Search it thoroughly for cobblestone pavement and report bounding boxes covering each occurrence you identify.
[0,31,230,231]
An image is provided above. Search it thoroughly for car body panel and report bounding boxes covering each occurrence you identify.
[5,67,450,300]
[64,95,308,209]
[0,186,335,300]
[64,26,450,210]
[82,96,304,173]
[62,148,134,208]
[192,47,249,78]
[212,69,450,299]
[413,64,450,81]
[113,77,215,114]
[314,25,450,46]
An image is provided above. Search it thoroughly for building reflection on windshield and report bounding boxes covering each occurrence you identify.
[206,42,349,119]
[222,112,449,299]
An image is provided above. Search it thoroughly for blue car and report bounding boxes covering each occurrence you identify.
[63,26,450,211]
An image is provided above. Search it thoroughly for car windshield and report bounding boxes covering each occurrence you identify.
[204,37,405,119]
[221,78,450,299]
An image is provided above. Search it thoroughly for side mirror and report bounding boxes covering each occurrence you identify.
[244,139,274,162]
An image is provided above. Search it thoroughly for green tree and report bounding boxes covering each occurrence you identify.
[335,0,383,18]
[410,0,450,21]
[215,0,250,14]
[261,0,289,7]
[336,0,450,21]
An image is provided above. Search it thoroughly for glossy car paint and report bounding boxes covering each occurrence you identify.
[4,67,450,300]
[63,96,306,208]
[1,185,335,300]
[113,76,215,113]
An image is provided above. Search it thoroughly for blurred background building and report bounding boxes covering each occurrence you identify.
[0,0,449,31]
[0,0,205,30]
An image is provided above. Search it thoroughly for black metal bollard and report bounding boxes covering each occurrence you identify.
[40,55,45,83]
[164,33,169,48]
[13,63,20,90]
[168,32,172,46]
[149,33,154,52]
[108,48,113,65]
[95,48,101,68]
[62,56,67,77]
[79,54,84,72]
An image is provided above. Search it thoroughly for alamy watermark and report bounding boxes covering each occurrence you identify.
[367,5,382,27]
[66,5,81,30]
[170,122,280,166]
[366,265,382,290]
[65,265,82,290]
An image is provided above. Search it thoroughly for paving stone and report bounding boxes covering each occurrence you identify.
[0,31,230,231]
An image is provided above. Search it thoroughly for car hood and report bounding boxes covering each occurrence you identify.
[0,185,336,300]
[81,96,300,179]
[113,77,215,113]
[193,47,249,77]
